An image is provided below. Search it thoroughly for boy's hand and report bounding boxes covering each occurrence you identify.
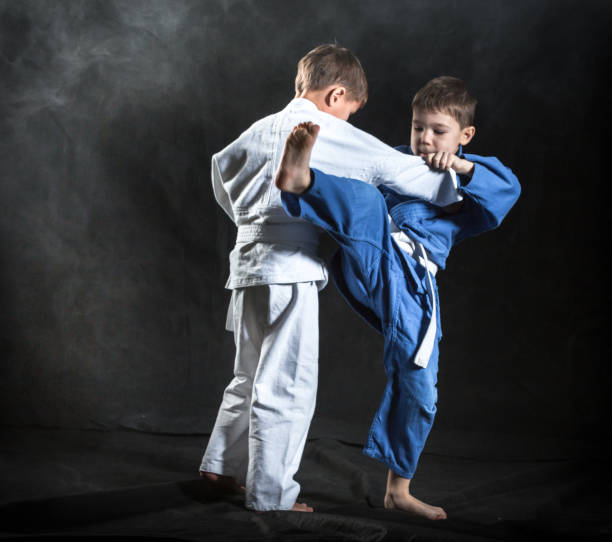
[424,152,474,177]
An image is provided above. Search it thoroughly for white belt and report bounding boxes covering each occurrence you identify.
[394,236,438,369]
[392,233,438,276]
[236,223,319,246]
[412,242,437,368]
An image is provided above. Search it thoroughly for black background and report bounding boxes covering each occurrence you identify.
[0,0,609,456]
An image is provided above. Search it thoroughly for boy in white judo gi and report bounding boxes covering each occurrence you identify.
[200,47,463,512]
[275,76,520,519]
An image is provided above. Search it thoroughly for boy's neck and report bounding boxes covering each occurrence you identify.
[296,87,359,122]
[297,90,326,111]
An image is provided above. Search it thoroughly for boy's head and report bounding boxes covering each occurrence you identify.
[410,76,477,157]
[295,43,367,120]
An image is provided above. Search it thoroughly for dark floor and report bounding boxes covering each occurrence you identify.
[0,426,609,541]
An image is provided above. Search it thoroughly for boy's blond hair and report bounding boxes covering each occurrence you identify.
[295,44,368,105]
[412,76,477,128]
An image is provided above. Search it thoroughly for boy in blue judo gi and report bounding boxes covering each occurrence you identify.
[274,76,521,520]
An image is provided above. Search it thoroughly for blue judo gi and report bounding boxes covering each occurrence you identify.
[281,149,521,478]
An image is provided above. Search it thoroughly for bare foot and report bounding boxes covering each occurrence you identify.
[274,122,320,194]
[384,492,447,520]
[199,470,246,495]
[292,501,314,512]
[253,501,314,513]
[384,470,446,520]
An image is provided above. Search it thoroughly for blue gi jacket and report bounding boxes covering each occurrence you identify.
[381,146,521,269]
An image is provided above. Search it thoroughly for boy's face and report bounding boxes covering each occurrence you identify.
[410,108,475,157]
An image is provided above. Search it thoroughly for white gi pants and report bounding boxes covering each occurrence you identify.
[200,282,319,511]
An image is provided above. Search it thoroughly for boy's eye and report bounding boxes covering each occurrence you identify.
[413,126,423,131]
[434,130,447,135]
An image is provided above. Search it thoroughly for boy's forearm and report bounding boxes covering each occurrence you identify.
[453,158,474,177]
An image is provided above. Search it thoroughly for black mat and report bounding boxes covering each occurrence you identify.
[0,427,609,541]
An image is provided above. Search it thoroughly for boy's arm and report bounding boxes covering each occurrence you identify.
[458,154,521,232]
[307,118,461,207]
[423,153,474,214]
[378,153,460,207]
[209,122,270,225]
[211,153,235,223]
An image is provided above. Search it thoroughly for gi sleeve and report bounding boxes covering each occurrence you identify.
[308,118,461,207]
[459,154,521,233]
[371,146,460,208]
[211,153,235,223]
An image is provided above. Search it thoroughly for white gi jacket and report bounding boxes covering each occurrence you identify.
[212,97,460,290]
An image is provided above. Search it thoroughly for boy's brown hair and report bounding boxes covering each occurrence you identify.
[295,43,368,105]
[412,76,477,128]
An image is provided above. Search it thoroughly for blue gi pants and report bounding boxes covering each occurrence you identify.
[282,169,441,479]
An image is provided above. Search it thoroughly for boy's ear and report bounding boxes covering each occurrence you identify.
[325,86,347,105]
[460,125,476,146]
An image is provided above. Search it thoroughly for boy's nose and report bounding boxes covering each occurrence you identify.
[420,130,433,144]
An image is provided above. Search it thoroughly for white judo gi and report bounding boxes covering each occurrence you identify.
[201,97,461,511]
